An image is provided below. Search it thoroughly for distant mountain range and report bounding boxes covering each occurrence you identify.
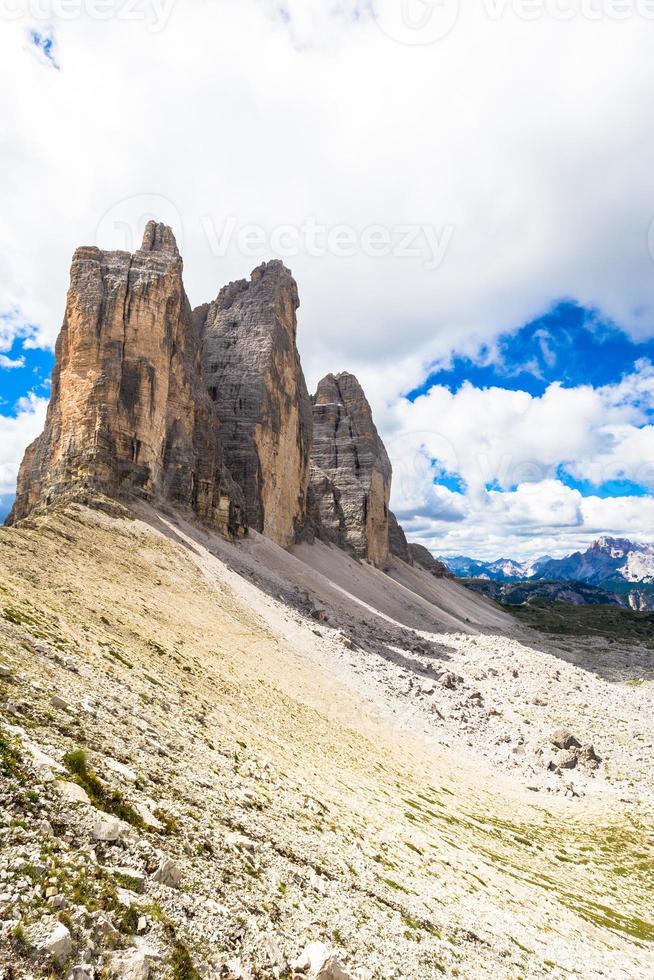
[439,537,654,611]
[441,553,554,581]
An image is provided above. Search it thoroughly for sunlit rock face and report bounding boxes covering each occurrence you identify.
[8,222,246,538]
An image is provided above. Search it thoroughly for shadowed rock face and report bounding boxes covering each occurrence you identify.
[7,222,246,537]
[388,511,413,564]
[409,543,452,578]
[309,372,391,568]
[196,261,313,548]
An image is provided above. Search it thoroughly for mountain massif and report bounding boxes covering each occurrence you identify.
[536,536,654,586]
[6,222,418,575]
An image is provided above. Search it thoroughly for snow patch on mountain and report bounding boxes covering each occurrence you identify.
[439,538,654,587]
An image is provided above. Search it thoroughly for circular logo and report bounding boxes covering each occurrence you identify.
[374,0,461,46]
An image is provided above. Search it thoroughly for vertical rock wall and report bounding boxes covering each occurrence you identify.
[197,261,312,548]
[8,223,245,537]
[309,372,391,568]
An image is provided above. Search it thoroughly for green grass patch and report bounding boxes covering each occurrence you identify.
[3,605,38,627]
[108,649,133,669]
[170,940,201,979]
[0,730,25,782]
[63,749,145,830]
[505,600,654,643]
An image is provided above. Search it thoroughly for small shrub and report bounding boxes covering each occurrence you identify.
[170,941,200,980]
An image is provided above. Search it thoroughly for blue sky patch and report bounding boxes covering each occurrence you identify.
[0,339,54,414]
[434,472,467,494]
[557,470,650,499]
[30,30,60,70]
[407,302,654,401]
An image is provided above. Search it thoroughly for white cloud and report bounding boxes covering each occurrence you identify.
[0,310,43,356]
[0,354,26,369]
[402,480,654,562]
[0,394,48,502]
[386,360,654,557]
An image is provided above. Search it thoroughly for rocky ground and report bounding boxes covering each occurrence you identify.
[0,500,652,979]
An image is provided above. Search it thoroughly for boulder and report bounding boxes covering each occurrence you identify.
[551,729,582,750]
[293,942,330,974]
[294,943,354,980]
[554,749,578,770]
[579,744,601,768]
[438,672,460,690]
[316,958,354,980]
[93,815,128,842]
[39,922,73,963]
[107,949,151,980]
[55,780,91,805]
[152,856,182,888]
[104,757,138,783]
[132,802,164,830]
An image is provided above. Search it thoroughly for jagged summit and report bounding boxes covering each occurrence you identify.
[6,225,245,535]
[309,371,392,568]
[139,219,180,255]
[196,260,311,548]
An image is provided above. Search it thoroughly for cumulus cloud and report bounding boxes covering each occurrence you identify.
[401,480,654,561]
[0,394,48,518]
[0,310,43,356]
[0,354,26,369]
[386,360,654,557]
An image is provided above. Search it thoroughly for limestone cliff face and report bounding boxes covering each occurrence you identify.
[8,223,246,536]
[309,372,391,568]
[388,511,413,564]
[196,262,312,548]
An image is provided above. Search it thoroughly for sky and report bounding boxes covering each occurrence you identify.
[2,1,654,558]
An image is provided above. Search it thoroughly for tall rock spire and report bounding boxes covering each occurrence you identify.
[309,372,392,568]
[7,222,246,537]
[196,260,313,548]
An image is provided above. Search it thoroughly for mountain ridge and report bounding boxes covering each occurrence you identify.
[439,536,654,587]
[6,221,412,573]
